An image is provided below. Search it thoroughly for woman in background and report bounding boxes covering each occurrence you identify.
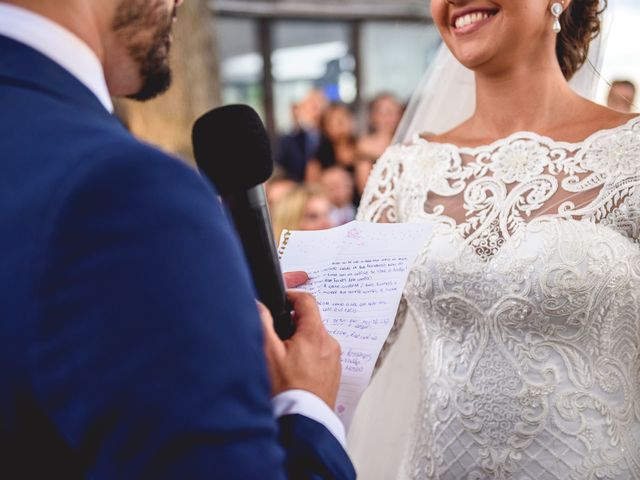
[354,93,404,195]
[265,175,297,212]
[305,103,358,183]
[271,184,333,242]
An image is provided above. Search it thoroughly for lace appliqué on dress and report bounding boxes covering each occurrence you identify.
[357,117,640,479]
[359,117,640,261]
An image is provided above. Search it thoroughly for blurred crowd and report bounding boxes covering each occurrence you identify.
[268,89,404,241]
[607,79,637,113]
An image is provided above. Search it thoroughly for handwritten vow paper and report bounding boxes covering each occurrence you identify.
[278,221,433,428]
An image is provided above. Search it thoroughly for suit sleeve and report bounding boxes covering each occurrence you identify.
[30,143,354,480]
[278,415,355,480]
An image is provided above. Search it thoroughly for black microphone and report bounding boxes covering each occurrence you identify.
[192,105,294,340]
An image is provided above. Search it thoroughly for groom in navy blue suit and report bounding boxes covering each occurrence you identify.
[0,0,355,478]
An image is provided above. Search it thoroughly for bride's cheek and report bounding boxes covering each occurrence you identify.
[430,0,449,32]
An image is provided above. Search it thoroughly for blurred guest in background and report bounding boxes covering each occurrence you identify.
[305,103,358,183]
[275,89,328,182]
[607,79,636,113]
[354,93,403,195]
[272,184,333,242]
[321,166,356,226]
[265,175,297,211]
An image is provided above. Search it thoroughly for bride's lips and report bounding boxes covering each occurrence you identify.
[450,7,500,36]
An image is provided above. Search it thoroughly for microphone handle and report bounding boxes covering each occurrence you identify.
[224,185,295,340]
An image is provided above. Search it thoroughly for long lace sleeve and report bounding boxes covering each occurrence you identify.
[356,145,408,372]
[357,145,403,224]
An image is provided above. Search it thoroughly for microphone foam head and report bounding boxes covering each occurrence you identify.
[192,105,273,195]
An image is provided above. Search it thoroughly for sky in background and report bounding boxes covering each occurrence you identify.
[597,0,640,107]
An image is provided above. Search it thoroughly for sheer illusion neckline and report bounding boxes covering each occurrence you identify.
[371,114,640,261]
[414,115,640,152]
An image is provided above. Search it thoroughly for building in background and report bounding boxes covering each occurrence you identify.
[119,0,640,162]
[214,0,440,136]
[118,0,439,162]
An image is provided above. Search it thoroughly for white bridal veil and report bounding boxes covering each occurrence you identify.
[394,4,612,143]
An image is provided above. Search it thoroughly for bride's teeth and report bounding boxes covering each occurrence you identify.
[455,11,491,29]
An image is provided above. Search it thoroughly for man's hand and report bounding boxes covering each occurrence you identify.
[258,273,341,409]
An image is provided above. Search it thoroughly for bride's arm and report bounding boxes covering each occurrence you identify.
[356,145,403,224]
[356,145,408,373]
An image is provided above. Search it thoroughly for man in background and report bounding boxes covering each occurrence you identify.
[275,89,328,182]
[0,0,354,478]
[607,79,637,113]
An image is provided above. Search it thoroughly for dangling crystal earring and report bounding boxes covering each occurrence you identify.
[550,2,564,33]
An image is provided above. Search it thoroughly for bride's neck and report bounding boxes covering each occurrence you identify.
[471,62,578,138]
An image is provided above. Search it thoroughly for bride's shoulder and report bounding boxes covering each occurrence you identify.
[382,135,453,158]
[568,104,639,142]
[418,118,479,147]
[418,119,508,149]
[418,105,640,149]
[581,102,637,126]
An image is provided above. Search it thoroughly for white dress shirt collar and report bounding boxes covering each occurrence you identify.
[0,3,114,113]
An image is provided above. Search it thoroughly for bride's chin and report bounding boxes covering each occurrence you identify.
[444,31,502,68]
[449,48,492,71]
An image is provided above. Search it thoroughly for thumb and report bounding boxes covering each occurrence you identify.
[257,302,286,358]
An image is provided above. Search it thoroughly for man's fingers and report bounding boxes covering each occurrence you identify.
[256,302,286,396]
[257,302,284,351]
[287,290,319,315]
[256,301,273,331]
[283,271,309,288]
[286,291,324,331]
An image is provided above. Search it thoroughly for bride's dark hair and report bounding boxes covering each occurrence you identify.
[557,0,607,80]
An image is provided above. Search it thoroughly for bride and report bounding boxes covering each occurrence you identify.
[349,0,640,478]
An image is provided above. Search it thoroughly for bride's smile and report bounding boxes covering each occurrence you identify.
[431,0,560,73]
[450,7,500,35]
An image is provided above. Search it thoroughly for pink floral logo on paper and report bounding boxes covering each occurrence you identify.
[581,130,640,178]
[489,140,549,184]
[347,228,361,240]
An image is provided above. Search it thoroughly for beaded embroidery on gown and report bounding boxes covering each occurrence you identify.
[349,117,640,479]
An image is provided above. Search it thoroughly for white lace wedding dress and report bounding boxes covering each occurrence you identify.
[349,117,640,479]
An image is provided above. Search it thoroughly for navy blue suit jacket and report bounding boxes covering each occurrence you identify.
[0,35,355,479]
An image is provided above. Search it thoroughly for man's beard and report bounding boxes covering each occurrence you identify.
[113,0,176,101]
